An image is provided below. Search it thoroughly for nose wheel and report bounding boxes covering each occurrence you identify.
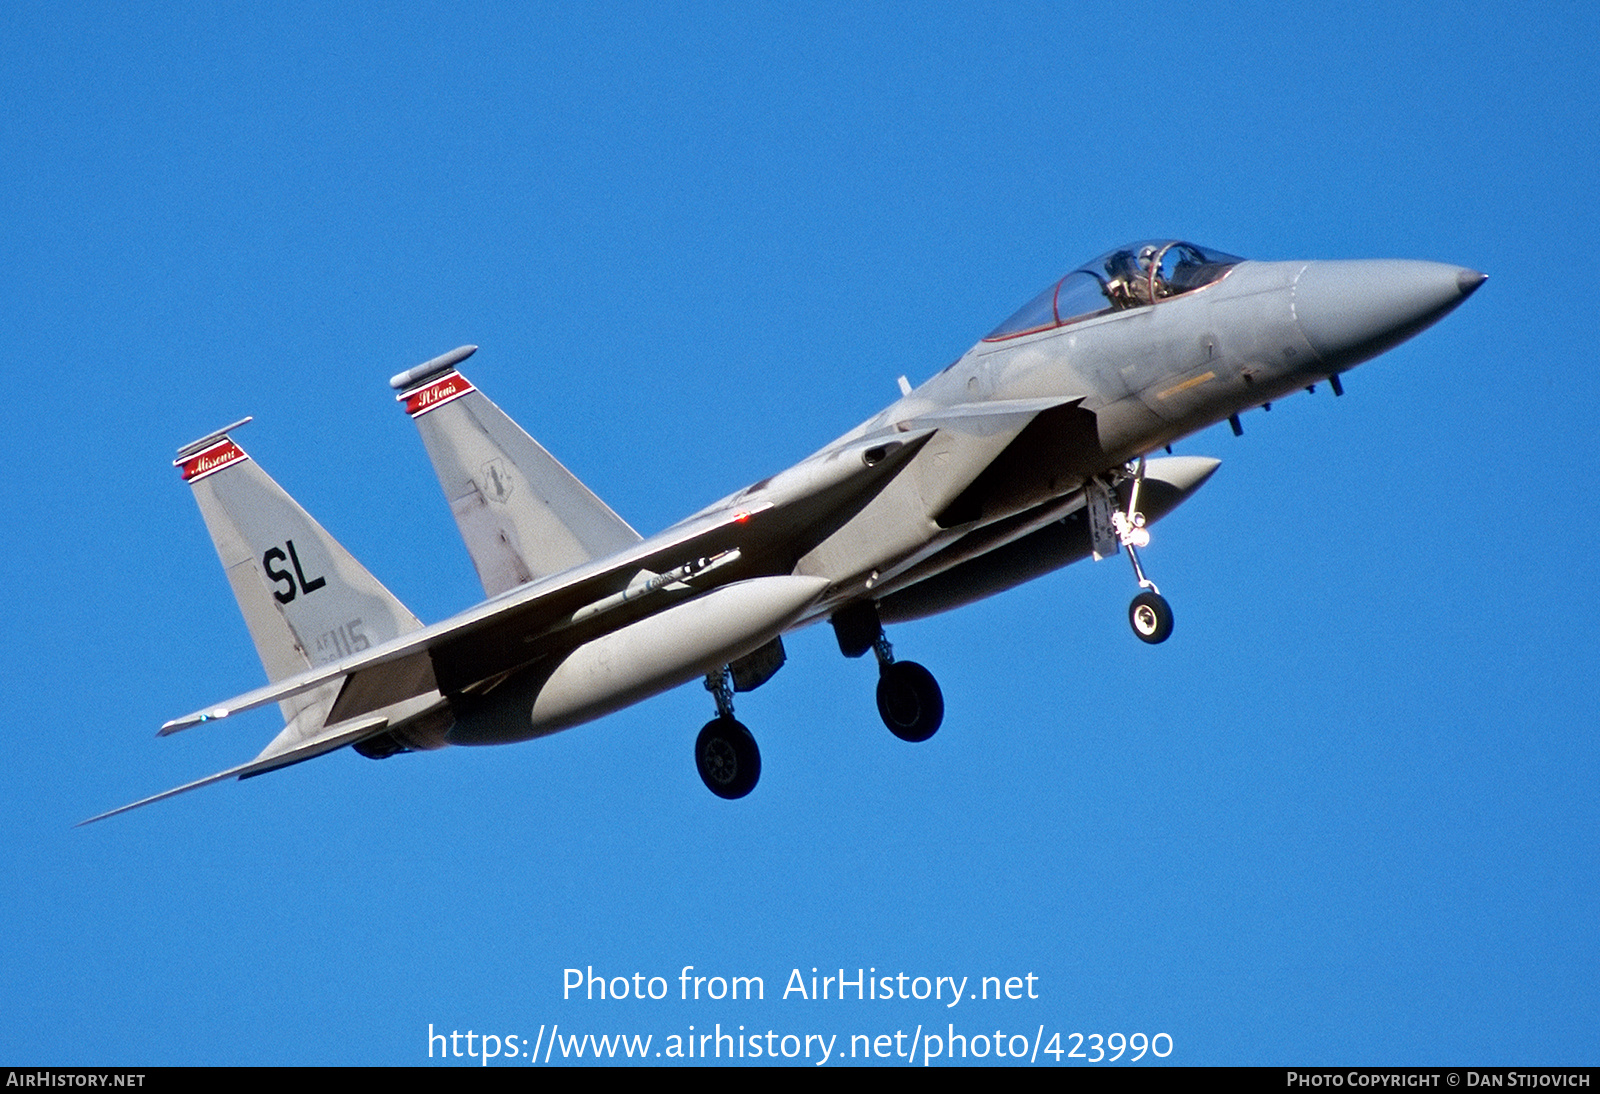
[1129,590,1174,644]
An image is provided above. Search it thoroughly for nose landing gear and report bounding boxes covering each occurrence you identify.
[1090,456,1175,645]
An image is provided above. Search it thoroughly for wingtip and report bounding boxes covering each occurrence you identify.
[159,707,229,735]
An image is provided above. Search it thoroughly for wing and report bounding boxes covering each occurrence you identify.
[79,715,390,826]
[95,383,1083,823]
[158,426,942,736]
[159,394,1095,736]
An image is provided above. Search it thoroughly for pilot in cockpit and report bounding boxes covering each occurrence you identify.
[1103,246,1166,309]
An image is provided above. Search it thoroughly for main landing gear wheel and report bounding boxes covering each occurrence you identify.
[876,661,944,743]
[696,716,761,799]
[1129,591,1174,644]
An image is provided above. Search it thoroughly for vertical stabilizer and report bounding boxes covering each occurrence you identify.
[175,421,424,729]
[392,347,642,598]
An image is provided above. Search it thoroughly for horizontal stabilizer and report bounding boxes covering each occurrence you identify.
[79,715,389,826]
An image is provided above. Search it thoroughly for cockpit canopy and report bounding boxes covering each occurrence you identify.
[984,241,1244,342]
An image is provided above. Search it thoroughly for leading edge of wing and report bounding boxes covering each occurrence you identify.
[908,395,1086,426]
[79,715,390,826]
[158,500,777,735]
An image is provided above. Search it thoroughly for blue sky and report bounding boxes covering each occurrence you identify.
[3,1,1595,1066]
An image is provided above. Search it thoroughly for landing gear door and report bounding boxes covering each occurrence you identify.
[1085,478,1120,561]
[729,636,786,693]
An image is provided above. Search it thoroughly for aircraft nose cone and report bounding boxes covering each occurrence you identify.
[1294,260,1485,370]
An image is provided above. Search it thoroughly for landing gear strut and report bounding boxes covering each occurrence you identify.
[832,601,944,743]
[696,666,760,799]
[1091,456,1175,644]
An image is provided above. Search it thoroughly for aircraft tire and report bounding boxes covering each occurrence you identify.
[696,716,761,799]
[876,661,944,743]
[1129,591,1174,644]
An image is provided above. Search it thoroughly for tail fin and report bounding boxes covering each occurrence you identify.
[391,346,642,598]
[175,420,424,727]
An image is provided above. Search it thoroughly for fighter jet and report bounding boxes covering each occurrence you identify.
[84,241,1484,822]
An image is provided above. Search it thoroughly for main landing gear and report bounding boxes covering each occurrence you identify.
[874,635,944,743]
[832,601,944,743]
[696,666,760,799]
[1090,456,1175,644]
[692,638,787,799]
